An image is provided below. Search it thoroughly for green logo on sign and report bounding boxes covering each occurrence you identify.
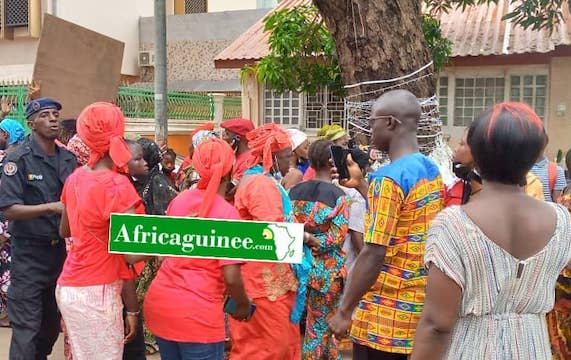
[109,214,304,264]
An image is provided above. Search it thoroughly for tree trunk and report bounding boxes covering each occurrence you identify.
[313,0,436,101]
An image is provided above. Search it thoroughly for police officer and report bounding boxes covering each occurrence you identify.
[0,97,77,360]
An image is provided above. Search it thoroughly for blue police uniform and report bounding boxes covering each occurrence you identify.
[0,98,77,360]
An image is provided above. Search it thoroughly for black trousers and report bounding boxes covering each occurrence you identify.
[353,343,409,360]
[7,237,66,360]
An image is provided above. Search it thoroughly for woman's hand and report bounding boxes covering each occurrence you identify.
[303,232,320,250]
[281,168,303,190]
[123,312,138,344]
[231,299,253,322]
[0,97,11,118]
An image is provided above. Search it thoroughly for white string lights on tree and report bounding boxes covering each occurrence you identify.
[344,61,454,185]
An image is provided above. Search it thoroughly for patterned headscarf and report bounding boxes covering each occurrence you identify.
[192,130,218,149]
[190,122,215,148]
[77,102,131,172]
[245,123,292,174]
[66,133,91,166]
[193,138,234,217]
[317,124,347,142]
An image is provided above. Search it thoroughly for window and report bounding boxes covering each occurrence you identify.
[262,86,345,130]
[263,88,303,127]
[510,75,547,119]
[305,87,345,130]
[437,76,449,126]
[185,0,207,14]
[5,0,29,27]
[454,77,505,127]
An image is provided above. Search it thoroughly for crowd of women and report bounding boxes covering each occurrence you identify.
[0,90,570,360]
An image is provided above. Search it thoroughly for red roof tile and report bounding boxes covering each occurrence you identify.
[215,0,571,68]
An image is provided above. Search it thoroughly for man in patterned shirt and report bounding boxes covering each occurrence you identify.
[328,90,445,359]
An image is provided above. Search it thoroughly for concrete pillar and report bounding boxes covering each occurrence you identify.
[173,0,184,14]
[242,71,260,126]
[211,93,225,128]
[548,57,571,164]
[29,0,42,38]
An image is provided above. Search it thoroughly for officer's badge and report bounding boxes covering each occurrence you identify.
[3,162,17,176]
[32,101,41,111]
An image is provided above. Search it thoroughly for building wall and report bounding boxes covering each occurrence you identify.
[0,40,37,70]
[139,9,268,83]
[0,0,156,77]
[207,0,258,12]
[547,56,571,162]
[54,0,155,76]
[440,59,571,162]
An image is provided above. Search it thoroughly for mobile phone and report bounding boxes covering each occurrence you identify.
[223,296,256,318]
[329,145,350,180]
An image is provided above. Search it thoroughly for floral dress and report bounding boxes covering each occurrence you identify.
[0,219,10,320]
[0,150,10,322]
[290,180,349,360]
[548,186,571,359]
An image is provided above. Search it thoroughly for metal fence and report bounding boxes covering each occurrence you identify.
[223,96,242,120]
[0,84,241,124]
[0,83,29,128]
[116,86,216,120]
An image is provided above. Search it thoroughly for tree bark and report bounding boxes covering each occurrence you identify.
[313,0,436,101]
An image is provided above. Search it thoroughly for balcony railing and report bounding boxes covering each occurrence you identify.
[0,84,241,130]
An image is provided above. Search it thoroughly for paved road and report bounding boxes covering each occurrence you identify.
[0,327,160,359]
[0,327,353,359]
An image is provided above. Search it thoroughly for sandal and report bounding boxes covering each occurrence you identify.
[145,342,159,355]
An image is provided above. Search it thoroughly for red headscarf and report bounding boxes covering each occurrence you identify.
[192,138,234,217]
[245,123,292,174]
[77,102,131,172]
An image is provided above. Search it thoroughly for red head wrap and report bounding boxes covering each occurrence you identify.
[220,118,255,137]
[245,123,292,174]
[76,102,131,172]
[192,138,235,217]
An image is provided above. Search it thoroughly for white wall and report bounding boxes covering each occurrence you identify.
[207,0,258,12]
[54,0,155,75]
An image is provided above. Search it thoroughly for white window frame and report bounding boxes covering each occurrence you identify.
[260,83,345,134]
[259,84,305,129]
[440,65,549,140]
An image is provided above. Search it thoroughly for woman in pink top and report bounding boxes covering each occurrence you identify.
[144,138,251,360]
[56,103,145,360]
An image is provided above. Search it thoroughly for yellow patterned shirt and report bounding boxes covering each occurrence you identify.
[350,153,444,354]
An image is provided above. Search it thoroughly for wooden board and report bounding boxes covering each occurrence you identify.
[33,14,125,119]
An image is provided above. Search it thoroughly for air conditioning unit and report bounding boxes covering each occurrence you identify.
[138,51,155,67]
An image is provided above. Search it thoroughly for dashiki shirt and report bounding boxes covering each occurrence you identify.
[350,152,444,354]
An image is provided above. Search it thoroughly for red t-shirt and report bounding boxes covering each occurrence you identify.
[303,166,316,181]
[144,189,243,343]
[58,168,143,286]
[445,180,464,207]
